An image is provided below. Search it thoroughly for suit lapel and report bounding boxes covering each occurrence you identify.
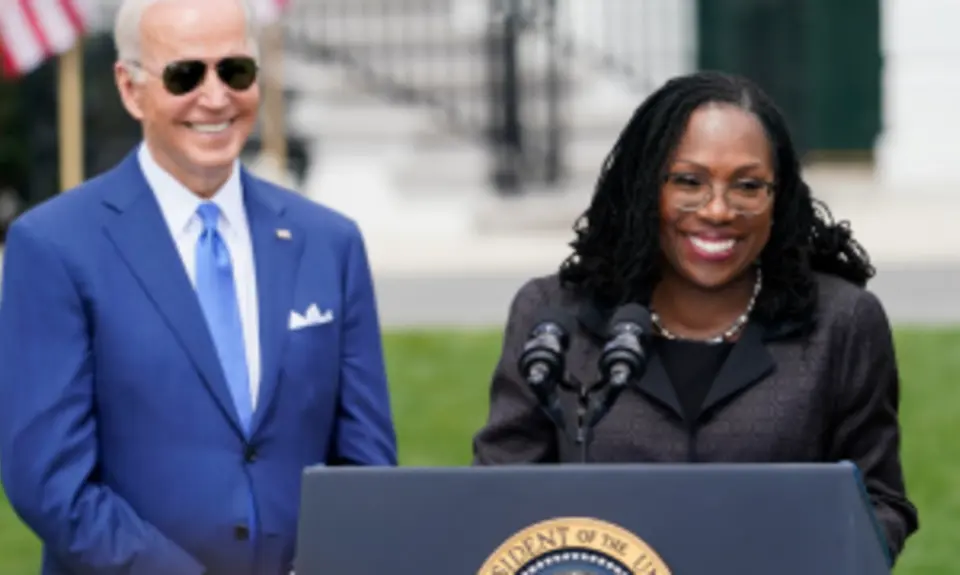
[243,174,305,436]
[634,351,685,420]
[699,322,775,415]
[576,299,776,421]
[638,322,776,421]
[576,300,685,420]
[101,153,244,435]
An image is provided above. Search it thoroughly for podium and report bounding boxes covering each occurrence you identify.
[295,461,891,574]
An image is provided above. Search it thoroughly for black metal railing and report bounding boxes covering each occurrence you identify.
[283,0,568,194]
[487,0,565,192]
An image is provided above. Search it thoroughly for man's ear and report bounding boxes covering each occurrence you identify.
[114,61,144,121]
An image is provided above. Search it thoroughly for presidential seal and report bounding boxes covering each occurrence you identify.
[478,517,671,575]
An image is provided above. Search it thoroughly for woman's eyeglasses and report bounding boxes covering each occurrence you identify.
[663,172,774,216]
[129,56,259,96]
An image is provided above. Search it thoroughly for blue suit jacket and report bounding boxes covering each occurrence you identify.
[0,152,398,574]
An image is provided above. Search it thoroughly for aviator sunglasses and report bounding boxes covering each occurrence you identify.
[133,56,259,96]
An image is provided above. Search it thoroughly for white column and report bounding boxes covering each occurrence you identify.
[875,0,960,192]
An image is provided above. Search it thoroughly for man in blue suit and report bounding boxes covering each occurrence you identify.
[0,0,397,573]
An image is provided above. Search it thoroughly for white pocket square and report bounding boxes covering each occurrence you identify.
[288,304,334,331]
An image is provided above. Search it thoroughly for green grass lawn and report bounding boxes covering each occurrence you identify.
[0,327,956,573]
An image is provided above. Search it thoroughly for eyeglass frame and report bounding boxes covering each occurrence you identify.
[661,171,776,216]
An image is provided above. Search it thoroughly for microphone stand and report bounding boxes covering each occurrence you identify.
[575,382,591,464]
[526,305,650,463]
[559,373,632,463]
[551,377,613,463]
[533,369,638,463]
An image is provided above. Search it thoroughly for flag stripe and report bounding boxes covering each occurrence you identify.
[0,0,86,77]
[20,0,55,56]
[0,2,45,73]
[0,31,21,77]
[32,0,76,54]
[58,0,84,31]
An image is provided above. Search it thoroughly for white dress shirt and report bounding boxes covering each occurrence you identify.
[138,143,262,409]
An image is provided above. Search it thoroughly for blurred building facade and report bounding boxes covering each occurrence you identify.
[0,0,948,238]
[277,0,890,235]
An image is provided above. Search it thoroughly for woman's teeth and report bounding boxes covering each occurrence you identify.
[690,236,736,254]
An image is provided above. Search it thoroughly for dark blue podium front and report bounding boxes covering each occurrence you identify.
[294,462,890,574]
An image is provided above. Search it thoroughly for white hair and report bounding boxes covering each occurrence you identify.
[114,0,260,79]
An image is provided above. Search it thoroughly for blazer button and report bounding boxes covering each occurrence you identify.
[233,524,250,541]
[244,444,257,463]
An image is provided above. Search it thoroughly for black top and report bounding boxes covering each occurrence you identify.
[656,338,734,425]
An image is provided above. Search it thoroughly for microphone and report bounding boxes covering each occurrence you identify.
[586,303,652,429]
[518,310,575,430]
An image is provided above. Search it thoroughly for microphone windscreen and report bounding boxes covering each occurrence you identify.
[530,308,577,338]
[609,303,653,333]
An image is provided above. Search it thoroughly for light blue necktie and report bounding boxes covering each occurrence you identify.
[195,202,258,544]
[195,202,253,434]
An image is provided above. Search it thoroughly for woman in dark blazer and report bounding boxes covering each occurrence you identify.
[472,71,918,560]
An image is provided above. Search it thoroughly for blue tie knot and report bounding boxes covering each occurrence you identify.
[197,202,221,233]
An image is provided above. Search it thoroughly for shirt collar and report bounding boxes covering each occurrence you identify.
[138,142,245,235]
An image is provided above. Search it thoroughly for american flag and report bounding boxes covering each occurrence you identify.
[0,0,89,77]
[0,0,289,78]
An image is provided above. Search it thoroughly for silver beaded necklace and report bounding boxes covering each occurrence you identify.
[651,268,762,344]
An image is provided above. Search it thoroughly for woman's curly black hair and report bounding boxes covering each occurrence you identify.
[558,71,874,329]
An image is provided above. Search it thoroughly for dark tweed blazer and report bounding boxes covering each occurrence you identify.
[472,272,918,560]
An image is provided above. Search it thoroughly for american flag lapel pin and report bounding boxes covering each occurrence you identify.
[276,229,292,240]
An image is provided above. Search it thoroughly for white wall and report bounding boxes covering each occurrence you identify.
[875,0,960,193]
[556,0,696,86]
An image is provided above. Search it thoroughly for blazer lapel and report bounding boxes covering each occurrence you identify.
[634,351,685,420]
[575,299,775,421]
[101,153,244,435]
[243,173,305,436]
[699,322,776,415]
[576,300,685,420]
